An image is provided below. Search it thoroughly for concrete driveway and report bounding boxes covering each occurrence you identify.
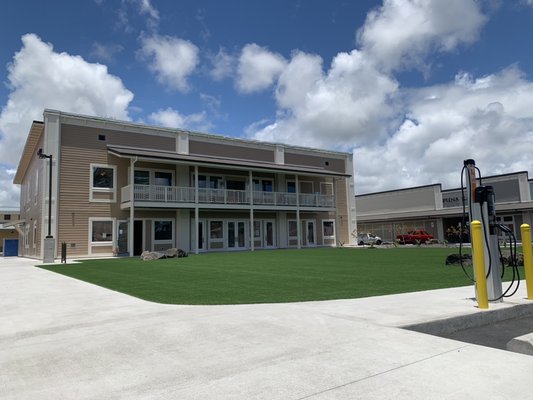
[1,256,532,399]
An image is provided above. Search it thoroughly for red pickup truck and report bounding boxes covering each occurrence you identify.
[396,230,434,244]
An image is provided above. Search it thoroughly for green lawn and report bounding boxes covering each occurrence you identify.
[37,247,520,305]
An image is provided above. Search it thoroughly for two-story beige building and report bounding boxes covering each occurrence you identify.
[14,110,357,260]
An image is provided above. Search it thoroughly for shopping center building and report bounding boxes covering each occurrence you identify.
[356,171,533,243]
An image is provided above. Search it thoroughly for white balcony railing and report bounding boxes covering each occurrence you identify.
[121,185,334,208]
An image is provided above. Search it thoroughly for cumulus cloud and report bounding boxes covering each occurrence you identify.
[140,34,199,92]
[0,33,133,205]
[148,107,212,132]
[0,167,19,207]
[357,0,487,72]
[209,48,235,81]
[252,49,399,149]
[354,66,533,193]
[91,42,124,62]
[236,44,287,93]
[245,0,523,195]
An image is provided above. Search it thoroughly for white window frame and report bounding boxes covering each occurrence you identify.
[208,220,225,246]
[34,167,40,205]
[33,221,37,249]
[152,219,175,248]
[90,163,117,203]
[322,219,336,244]
[89,217,116,254]
[130,168,175,185]
[288,219,298,247]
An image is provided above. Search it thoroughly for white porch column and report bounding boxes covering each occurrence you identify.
[128,157,136,256]
[249,170,254,251]
[194,165,199,255]
[296,174,301,249]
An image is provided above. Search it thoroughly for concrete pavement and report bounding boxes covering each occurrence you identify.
[1,256,532,399]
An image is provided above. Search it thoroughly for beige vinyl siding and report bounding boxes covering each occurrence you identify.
[18,135,45,257]
[61,124,175,151]
[58,126,132,257]
[284,152,345,174]
[189,140,274,163]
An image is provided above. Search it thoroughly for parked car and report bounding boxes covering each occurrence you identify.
[357,233,382,246]
[396,230,434,244]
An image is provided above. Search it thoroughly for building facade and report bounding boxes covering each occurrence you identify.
[356,171,533,243]
[14,110,357,259]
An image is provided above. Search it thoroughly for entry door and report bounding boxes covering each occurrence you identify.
[263,220,275,247]
[303,220,316,246]
[198,220,206,251]
[133,220,144,256]
[227,221,247,249]
[117,221,129,255]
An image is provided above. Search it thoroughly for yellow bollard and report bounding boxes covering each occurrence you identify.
[471,220,489,309]
[520,224,533,300]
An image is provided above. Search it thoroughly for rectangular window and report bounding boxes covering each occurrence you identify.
[4,214,11,221]
[254,221,261,238]
[134,170,150,185]
[322,220,335,239]
[92,220,113,242]
[209,176,222,189]
[155,171,172,186]
[90,164,117,202]
[288,220,298,238]
[92,167,114,189]
[154,220,173,241]
[210,221,223,239]
[287,181,296,193]
[198,175,207,188]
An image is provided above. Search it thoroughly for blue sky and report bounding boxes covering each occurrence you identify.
[1,0,533,207]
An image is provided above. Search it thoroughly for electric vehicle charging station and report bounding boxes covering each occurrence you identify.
[463,159,503,302]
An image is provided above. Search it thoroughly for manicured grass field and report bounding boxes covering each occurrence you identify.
[38,247,520,305]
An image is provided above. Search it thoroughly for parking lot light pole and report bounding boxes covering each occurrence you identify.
[38,148,55,262]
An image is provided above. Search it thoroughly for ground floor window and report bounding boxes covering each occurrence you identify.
[153,220,173,242]
[322,220,335,245]
[91,219,114,243]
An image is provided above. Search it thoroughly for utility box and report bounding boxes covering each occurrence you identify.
[43,237,56,263]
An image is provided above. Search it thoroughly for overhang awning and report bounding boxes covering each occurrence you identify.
[107,144,351,178]
[2,219,25,235]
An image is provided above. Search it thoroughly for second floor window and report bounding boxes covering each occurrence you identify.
[93,166,114,189]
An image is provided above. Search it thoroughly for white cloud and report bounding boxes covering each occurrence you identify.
[252,49,399,149]
[236,44,287,93]
[357,0,487,71]
[209,48,235,81]
[91,42,124,62]
[149,107,212,132]
[0,167,19,207]
[354,66,533,193]
[140,34,199,92]
[0,33,134,206]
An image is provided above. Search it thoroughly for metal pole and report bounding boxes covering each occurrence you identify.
[47,155,52,237]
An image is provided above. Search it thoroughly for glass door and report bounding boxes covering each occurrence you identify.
[117,221,128,255]
[263,220,275,247]
[302,220,316,247]
[227,220,247,249]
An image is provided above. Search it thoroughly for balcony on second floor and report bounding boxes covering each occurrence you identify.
[121,184,335,210]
